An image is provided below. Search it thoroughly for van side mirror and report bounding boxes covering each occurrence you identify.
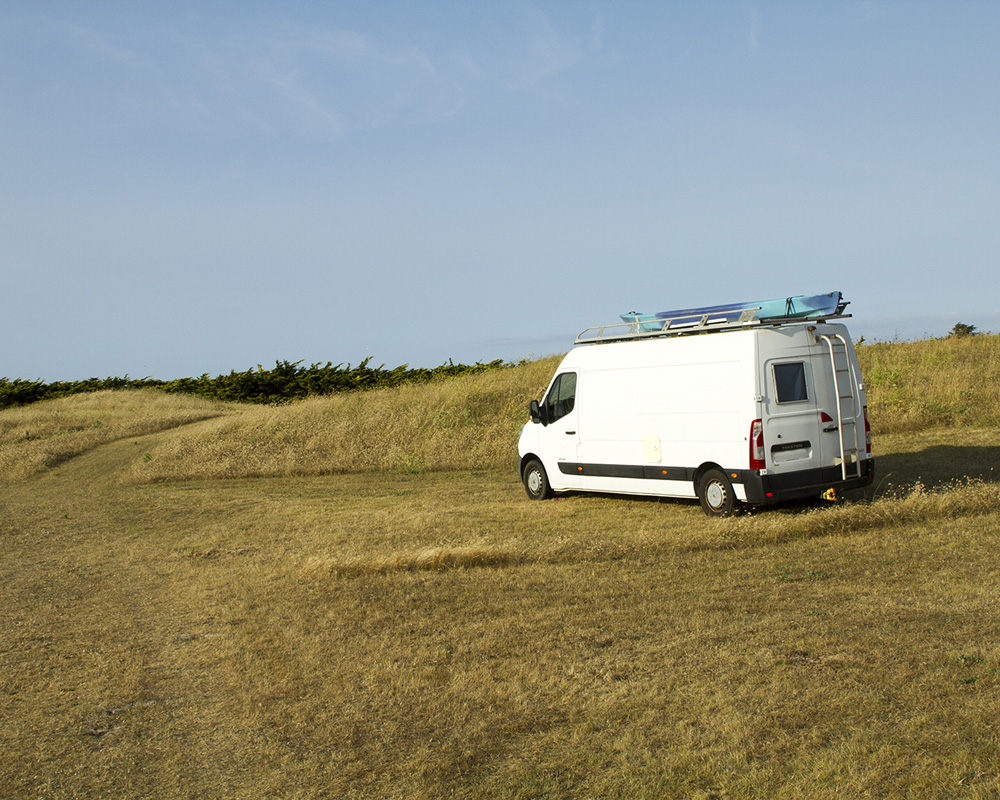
[528,399,545,425]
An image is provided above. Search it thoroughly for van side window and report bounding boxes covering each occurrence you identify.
[773,362,808,403]
[544,372,577,423]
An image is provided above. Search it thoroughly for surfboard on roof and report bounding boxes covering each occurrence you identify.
[621,291,846,329]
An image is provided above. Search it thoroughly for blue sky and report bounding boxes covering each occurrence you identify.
[3,1,999,380]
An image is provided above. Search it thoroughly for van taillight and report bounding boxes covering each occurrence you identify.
[863,405,872,454]
[749,419,765,470]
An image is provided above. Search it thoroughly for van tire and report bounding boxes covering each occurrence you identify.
[522,459,554,500]
[698,469,737,517]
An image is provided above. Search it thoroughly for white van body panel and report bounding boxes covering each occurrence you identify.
[518,321,873,509]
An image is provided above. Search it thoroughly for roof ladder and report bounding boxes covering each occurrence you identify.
[816,332,861,480]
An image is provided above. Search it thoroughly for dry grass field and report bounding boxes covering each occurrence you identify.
[2,335,999,798]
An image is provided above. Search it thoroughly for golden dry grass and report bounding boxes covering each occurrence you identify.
[0,388,235,481]
[858,333,1000,433]
[114,356,558,482]
[2,337,1000,798]
[3,449,999,798]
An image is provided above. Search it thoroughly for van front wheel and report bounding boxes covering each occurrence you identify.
[698,469,738,517]
[522,459,554,500]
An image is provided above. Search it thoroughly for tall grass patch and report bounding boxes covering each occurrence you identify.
[0,389,234,481]
[858,333,1000,433]
[121,357,559,482]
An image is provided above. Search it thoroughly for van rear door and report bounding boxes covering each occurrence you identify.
[762,356,829,476]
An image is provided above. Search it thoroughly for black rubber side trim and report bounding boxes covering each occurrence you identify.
[557,462,742,484]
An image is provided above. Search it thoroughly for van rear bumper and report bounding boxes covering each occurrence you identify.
[742,458,875,504]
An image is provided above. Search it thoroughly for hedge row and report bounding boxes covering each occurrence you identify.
[0,358,515,409]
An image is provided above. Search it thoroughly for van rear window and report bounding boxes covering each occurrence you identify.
[773,362,807,403]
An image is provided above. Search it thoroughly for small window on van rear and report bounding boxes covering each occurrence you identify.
[773,362,808,403]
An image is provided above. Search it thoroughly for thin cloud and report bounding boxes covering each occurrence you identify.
[589,14,605,51]
[6,8,600,139]
[254,58,345,136]
[50,16,143,67]
[860,2,883,22]
[514,6,586,87]
[748,6,762,50]
[6,11,463,140]
[207,20,447,136]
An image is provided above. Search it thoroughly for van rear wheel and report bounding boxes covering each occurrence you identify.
[698,469,738,517]
[522,459,554,500]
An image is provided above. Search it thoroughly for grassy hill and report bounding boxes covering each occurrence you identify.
[2,336,999,798]
[4,331,999,486]
[859,333,1000,432]
[0,356,560,483]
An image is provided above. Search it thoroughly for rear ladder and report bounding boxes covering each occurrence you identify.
[816,333,862,480]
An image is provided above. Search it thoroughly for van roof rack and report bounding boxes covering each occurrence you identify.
[575,309,851,345]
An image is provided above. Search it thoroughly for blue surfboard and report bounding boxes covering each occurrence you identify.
[621,291,845,330]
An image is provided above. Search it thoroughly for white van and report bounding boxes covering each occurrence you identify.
[517,306,873,516]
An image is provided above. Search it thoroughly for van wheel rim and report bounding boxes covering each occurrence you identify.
[527,471,542,493]
[706,481,726,508]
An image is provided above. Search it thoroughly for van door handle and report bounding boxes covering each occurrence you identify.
[566,431,576,435]
[823,426,839,433]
